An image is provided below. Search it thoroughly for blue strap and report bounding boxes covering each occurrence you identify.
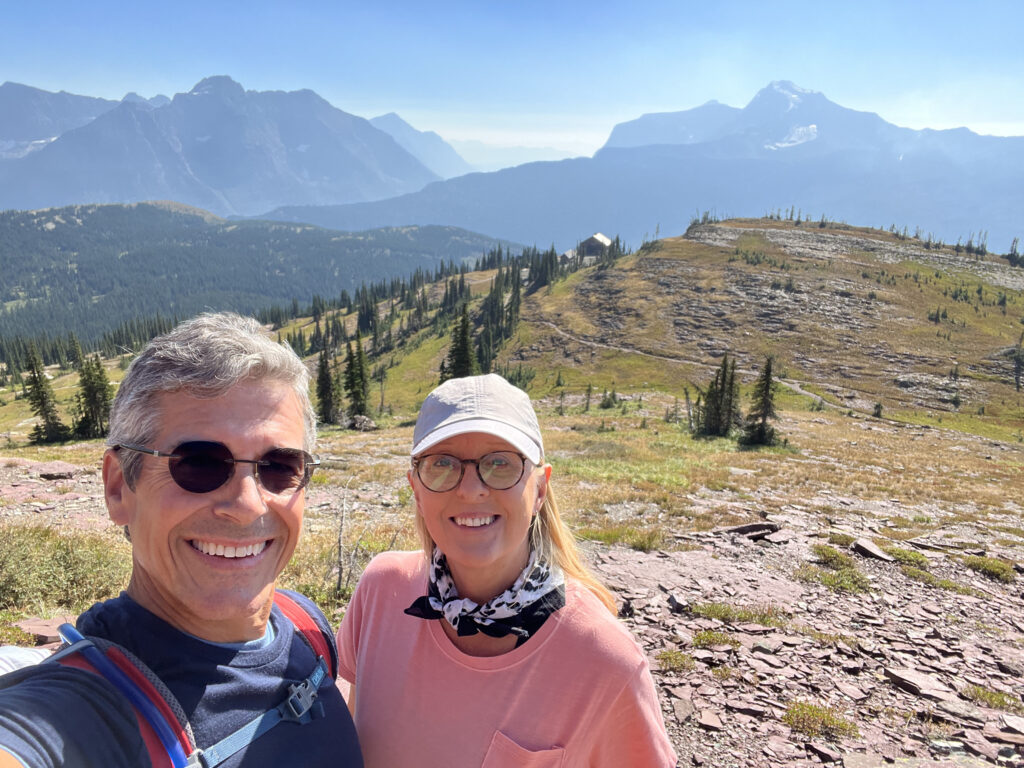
[187,657,328,768]
[58,624,190,768]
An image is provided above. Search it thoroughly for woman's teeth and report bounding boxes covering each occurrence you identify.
[455,516,495,528]
[191,540,267,558]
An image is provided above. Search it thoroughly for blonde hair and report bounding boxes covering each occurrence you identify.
[414,475,618,615]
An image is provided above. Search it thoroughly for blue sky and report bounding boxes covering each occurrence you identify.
[2,0,1022,154]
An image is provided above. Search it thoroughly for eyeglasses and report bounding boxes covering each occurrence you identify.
[412,451,527,493]
[115,441,319,495]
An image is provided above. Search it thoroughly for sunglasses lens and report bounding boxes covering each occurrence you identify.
[168,441,234,493]
[258,449,310,494]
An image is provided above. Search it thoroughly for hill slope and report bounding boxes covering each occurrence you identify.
[0,202,514,343]
[288,217,1021,442]
[509,219,1024,438]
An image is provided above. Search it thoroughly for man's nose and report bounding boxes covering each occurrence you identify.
[214,463,269,521]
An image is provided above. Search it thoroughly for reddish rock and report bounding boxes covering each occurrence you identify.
[884,667,956,701]
[805,741,843,762]
[697,710,724,731]
[14,616,77,645]
[852,538,895,561]
[673,698,695,723]
[33,461,81,480]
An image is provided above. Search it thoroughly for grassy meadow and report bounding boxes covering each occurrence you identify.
[1,218,1022,632]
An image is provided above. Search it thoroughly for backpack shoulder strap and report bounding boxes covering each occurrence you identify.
[50,603,333,768]
[53,625,193,768]
[273,590,337,679]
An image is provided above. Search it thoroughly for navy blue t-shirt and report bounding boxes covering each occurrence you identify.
[0,592,362,768]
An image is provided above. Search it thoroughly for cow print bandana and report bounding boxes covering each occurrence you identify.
[404,547,566,642]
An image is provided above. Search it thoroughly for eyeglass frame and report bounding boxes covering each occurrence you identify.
[114,441,320,495]
[411,451,530,493]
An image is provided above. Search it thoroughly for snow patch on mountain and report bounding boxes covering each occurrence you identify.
[766,124,818,150]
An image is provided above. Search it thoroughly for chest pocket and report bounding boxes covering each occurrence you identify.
[482,730,566,768]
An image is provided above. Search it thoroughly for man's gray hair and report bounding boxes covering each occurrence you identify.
[107,312,316,488]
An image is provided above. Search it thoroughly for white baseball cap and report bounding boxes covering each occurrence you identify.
[411,374,544,464]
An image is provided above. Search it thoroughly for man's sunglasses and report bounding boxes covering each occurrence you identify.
[115,441,319,495]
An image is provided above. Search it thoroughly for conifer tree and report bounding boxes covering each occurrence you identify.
[26,345,70,443]
[344,332,370,417]
[68,334,84,370]
[316,349,339,424]
[1013,332,1024,392]
[441,304,478,382]
[694,355,740,438]
[73,354,113,438]
[741,356,778,446]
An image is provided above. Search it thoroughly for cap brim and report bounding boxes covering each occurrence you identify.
[411,418,542,465]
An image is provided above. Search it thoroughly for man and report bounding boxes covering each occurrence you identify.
[0,313,362,768]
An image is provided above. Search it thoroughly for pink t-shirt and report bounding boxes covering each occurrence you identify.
[338,550,676,768]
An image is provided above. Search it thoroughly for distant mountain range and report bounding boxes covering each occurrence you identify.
[447,140,579,172]
[0,202,516,343]
[264,81,1024,251]
[1,79,1021,253]
[370,113,474,179]
[0,77,451,216]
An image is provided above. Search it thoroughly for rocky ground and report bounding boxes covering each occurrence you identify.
[593,534,1024,767]
[686,224,1024,294]
[2,446,1022,768]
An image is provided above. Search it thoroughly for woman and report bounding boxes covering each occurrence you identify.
[338,374,676,767]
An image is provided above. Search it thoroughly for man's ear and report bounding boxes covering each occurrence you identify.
[103,450,133,526]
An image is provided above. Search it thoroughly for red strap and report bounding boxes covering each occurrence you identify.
[274,591,336,678]
[56,654,183,768]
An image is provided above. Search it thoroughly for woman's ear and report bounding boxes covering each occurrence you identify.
[534,464,552,514]
[407,469,421,515]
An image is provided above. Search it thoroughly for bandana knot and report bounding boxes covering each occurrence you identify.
[404,548,565,640]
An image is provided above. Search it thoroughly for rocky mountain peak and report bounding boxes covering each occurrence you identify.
[188,76,246,99]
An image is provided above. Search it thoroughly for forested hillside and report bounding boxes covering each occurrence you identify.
[0,202,516,343]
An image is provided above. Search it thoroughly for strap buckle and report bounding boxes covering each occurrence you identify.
[279,656,328,722]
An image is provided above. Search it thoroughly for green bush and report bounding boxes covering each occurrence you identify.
[963,685,1024,714]
[811,543,857,570]
[656,649,695,672]
[576,524,664,553]
[0,525,130,613]
[795,563,871,594]
[692,630,740,649]
[783,700,859,740]
[963,555,1016,583]
[901,566,980,596]
[827,532,855,547]
[689,601,788,627]
[883,546,930,570]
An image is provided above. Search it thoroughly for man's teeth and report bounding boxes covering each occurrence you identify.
[191,540,267,558]
[455,516,495,528]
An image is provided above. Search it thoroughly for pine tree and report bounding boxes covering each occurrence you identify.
[26,345,70,443]
[1013,332,1024,393]
[441,304,478,382]
[73,354,113,438]
[67,333,84,370]
[741,356,778,446]
[344,332,370,417]
[316,349,338,424]
[694,355,740,438]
